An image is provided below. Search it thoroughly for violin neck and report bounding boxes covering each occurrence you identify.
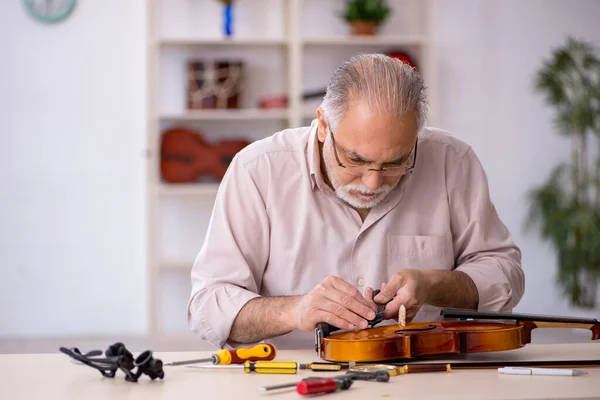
[441,309,600,340]
[441,309,599,324]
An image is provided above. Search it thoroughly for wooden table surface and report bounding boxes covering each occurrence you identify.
[2,343,600,399]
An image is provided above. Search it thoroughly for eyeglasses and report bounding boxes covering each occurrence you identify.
[328,124,418,177]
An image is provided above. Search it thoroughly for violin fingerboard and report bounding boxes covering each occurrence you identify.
[440,308,599,324]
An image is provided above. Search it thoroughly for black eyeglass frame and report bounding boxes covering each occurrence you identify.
[326,122,419,177]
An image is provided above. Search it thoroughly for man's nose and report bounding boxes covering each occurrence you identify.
[362,170,383,192]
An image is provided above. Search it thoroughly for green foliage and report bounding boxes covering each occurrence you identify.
[343,0,391,24]
[525,37,600,308]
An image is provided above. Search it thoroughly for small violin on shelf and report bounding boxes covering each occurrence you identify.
[315,309,600,363]
[160,126,249,183]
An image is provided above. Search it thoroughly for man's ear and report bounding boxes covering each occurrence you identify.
[316,108,327,143]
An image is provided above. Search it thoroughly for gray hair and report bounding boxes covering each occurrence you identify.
[320,53,429,132]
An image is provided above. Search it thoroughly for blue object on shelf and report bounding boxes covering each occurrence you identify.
[223,3,233,37]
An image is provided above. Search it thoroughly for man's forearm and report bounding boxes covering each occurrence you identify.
[422,270,479,309]
[228,296,300,345]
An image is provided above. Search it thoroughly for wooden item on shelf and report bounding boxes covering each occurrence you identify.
[187,60,245,109]
[315,309,600,362]
[160,127,249,183]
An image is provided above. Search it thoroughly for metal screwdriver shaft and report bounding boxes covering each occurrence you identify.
[164,355,218,366]
[164,343,276,366]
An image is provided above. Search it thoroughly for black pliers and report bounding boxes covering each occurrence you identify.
[315,288,388,355]
[367,289,386,328]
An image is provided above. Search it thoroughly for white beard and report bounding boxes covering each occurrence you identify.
[323,135,398,209]
[335,182,395,209]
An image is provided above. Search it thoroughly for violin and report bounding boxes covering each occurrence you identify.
[160,127,249,183]
[314,309,600,363]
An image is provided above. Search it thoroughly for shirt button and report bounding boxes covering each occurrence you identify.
[357,278,365,286]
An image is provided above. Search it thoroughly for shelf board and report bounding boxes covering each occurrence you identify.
[158,38,289,47]
[159,183,220,196]
[159,109,290,121]
[301,35,425,47]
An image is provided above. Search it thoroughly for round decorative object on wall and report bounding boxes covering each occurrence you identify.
[23,0,76,24]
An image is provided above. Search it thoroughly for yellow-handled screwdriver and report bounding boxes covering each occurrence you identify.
[188,360,344,374]
[164,343,276,366]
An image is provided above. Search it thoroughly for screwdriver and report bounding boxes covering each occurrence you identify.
[258,370,389,391]
[189,360,301,374]
[188,360,345,373]
[296,377,353,396]
[163,343,276,366]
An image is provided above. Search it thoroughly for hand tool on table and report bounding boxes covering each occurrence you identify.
[296,376,353,396]
[367,289,387,328]
[257,370,389,392]
[187,360,345,373]
[370,289,407,327]
[163,343,275,366]
[350,363,451,375]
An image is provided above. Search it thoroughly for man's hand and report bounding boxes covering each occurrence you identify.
[228,276,378,345]
[372,269,479,324]
[372,270,427,323]
[291,275,378,331]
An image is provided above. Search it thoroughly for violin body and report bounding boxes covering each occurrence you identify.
[315,309,600,363]
[160,127,249,183]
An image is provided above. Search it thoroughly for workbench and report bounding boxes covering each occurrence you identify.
[2,343,599,399]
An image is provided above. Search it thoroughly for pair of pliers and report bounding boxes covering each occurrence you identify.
[366,289,388,328]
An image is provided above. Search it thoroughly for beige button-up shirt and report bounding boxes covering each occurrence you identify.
[187,120,525,349]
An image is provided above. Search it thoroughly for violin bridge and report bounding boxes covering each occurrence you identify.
[399,305,406,327]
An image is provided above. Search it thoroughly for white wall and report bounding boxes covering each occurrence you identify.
[0,1,147,337]
[434,0,600,318]
[1,0,599,340]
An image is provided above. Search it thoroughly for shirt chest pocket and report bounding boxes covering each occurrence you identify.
[387,234,455,270]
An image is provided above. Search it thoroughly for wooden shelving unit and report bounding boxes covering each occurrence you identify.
[301,35,425,46]
[146,0,437,337]
[159,109,291,122]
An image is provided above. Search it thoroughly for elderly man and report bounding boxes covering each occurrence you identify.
[187,53,525,350]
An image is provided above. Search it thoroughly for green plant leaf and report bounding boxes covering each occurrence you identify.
[342,0,391,24]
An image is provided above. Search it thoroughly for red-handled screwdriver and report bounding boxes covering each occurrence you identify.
[164,343,276,366]
[257,370,387,392]
[296,377,353,395]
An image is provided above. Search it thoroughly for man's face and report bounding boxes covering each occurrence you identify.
[317,102,418,210]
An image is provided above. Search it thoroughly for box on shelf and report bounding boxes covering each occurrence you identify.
[186,60,245,110]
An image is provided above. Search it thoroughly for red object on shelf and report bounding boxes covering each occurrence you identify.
[259,95,288,109]
[387,51,417,70]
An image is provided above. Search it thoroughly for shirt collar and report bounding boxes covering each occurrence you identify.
[307,119,324,191]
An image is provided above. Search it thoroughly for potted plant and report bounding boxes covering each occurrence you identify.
[343,0,391,36]
[525,36,600,308]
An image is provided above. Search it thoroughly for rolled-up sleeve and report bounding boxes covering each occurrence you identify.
[448,147,525,312]
[186,153,270,348]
